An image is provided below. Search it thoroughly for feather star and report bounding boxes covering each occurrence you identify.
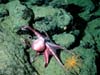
[21,26,64,68]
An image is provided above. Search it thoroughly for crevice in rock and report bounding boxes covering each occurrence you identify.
[88,34,100,75]
[88,15,100,22]
[90,0,100,13]
[95,54,100,75]
[19,0,27,2]
[0,9,9,18]
[63,4,88,49]
[0,0,9,4]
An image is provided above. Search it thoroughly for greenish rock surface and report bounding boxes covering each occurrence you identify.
[31,6,72,32]
[49,0,68,7]
[0,0,100,75]
[32,47,97,75]
[81,18,100,52]
[32,50,72,75]
[23,0,68,7]
[80,31,95,49]
[67,0,95,21]
[0,20,36,75]
[92,8,100,16]
[0,0,37,75]
[73,47,97,75]
[0,4,7,18]
[5,0,32,32]
[79,10,91,21]
[52,32,75,48]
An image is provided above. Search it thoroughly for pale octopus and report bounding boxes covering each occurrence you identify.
[21,26,65,68]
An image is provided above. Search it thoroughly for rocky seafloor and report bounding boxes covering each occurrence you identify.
[0,0,100,75]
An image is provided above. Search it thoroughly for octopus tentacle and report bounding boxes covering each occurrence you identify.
[44,47,50,67]
[47,42,63,50]
[46,43,64,68]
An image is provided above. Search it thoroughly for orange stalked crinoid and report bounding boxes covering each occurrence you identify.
[64,54,82,74]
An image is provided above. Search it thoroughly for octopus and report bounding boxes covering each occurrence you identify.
[21,26,65,68]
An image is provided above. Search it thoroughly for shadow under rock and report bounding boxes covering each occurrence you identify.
[95,54,100,75]
[63,4,88,49]
[90,0,100,13]
[0,0,8,4]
